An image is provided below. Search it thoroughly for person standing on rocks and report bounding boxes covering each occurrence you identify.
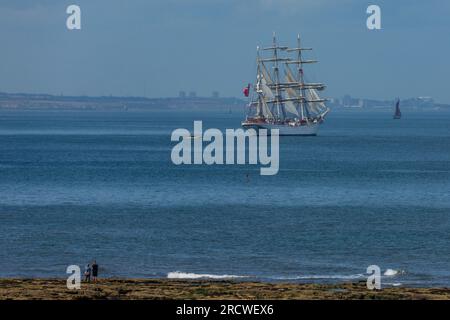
[84,264,91,282]
[92,260,99,283]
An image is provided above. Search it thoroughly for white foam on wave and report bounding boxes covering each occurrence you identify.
[167,272,374,281]
[167,271,247,280]
[385,282,402,287]
[384,269,399,276]
[272,274,365,280]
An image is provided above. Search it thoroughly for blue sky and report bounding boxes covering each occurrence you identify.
[1,0,450,102]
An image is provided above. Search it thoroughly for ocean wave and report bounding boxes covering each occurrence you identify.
[269,274,365,280]
[384,269,404,276]
[385,282,402,287]
[167,271,366,281]
[167,271,247,279]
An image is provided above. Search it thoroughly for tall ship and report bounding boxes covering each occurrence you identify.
[242,34,330,136]
[393,99,401,119]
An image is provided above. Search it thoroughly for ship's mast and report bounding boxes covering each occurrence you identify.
[286,34,322,121]
[297,35,305,121]
[295,35,317,121]
[247,34,329,123]
[272,33,283,120]
[256,46,262,118]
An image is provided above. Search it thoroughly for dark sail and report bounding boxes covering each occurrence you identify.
[393,99,401,119]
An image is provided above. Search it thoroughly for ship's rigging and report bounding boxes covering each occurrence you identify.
[245,34,330,125]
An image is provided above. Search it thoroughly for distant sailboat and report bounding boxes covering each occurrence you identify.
[393,99,401,119]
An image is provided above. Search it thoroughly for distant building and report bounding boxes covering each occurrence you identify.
[188,91,197,98]
[342,94,360,108]
[330,98,341,106]
[342,94,352,107]
[178,91,186,98]
[212,91,219,99]
[415,96,434,108]
[417,96,433,103]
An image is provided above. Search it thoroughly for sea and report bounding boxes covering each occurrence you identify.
[0,108,449,287]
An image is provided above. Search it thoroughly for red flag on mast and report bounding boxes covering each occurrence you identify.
[243,84,250,97]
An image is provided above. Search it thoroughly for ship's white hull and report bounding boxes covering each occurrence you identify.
[242,122,320,136]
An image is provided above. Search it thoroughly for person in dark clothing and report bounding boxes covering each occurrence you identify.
[84,264,91,282]
[92,261,99,282]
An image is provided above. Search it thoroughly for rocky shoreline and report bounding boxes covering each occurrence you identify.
[1,278,450,300]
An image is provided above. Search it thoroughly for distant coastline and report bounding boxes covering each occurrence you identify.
[1,91,449,112]
[0,91,243,111]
